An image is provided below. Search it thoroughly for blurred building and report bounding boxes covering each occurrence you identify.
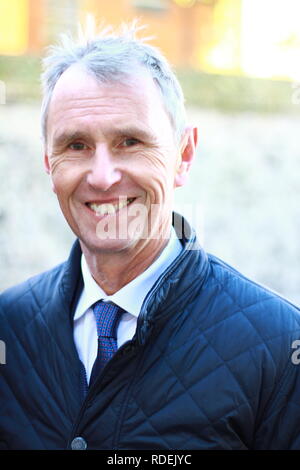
[0,0,300,80]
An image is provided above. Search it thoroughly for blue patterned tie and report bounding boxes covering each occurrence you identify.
[89,300,123,386]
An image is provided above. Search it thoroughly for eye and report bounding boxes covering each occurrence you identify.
[69,142,87,151]
[122,137,140,147]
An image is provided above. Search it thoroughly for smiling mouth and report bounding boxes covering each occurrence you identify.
[86,197,136,216]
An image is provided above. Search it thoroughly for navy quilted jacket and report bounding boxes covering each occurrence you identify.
[1,215,300,450]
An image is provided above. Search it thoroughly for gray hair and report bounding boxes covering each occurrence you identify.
[41,21,187,144]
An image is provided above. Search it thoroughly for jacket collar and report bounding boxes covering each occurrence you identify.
[136,212,209,344]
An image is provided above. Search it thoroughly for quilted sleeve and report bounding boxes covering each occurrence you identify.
[253,343,300,449]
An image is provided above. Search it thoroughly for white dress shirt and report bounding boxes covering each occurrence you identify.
[73,228,182,382]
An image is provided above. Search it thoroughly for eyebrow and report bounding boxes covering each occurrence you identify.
[52,131,89,149]
[52,126,156,149]
[114,126,156,142]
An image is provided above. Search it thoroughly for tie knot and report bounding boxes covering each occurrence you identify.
[93,301,122,339]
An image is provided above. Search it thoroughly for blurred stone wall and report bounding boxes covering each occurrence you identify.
[1,104,300,305]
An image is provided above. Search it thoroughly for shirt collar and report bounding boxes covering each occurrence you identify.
[74,227,182,320]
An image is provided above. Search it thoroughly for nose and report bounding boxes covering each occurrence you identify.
[86,144,122,191]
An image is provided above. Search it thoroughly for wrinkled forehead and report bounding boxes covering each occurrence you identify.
[45,63,176,146]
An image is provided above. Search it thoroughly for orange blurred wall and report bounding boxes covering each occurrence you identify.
[0,0,217,70]
[80,0,215,67]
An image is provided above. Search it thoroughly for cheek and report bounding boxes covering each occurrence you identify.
[126,149,176,201]
[50,162,83,201]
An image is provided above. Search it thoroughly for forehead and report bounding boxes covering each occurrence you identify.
[47,64,172,138]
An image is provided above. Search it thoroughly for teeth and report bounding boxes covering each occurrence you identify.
[89,198,134,216]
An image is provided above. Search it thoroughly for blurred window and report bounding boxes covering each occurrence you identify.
[133,0,168,13]
[44,0,79,42]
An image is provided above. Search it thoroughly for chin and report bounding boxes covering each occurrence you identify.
[80,235,140,255]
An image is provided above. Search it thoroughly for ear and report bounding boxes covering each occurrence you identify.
[174,126,198,188]
[44,153,57,194]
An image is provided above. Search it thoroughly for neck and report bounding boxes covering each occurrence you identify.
[80,232,171,296]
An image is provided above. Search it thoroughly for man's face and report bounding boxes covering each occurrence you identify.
[44,65,195,256]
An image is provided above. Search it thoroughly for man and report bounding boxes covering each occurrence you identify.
[1,23,300,451]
